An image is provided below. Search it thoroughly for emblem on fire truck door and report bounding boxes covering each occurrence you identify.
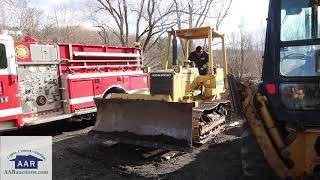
[15,45,29,59]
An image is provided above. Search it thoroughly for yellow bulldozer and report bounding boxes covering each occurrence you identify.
[91,27,230,151]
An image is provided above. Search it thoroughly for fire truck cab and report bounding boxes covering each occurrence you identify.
[0,30,148,131]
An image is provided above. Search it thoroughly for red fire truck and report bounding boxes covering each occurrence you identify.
[0,31,148,131]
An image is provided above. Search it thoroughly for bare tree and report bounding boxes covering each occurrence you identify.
[1,0,112,45]
[227,23,265,79]
[96,25,111,45]
[39,4,89,43]
[173,0,212,29]
[214,0,232,31]
[94,0,129,46]
[91,0,176,51]
[173,0,232,30]
[1,0,43,36]
[19,7,43,36]
[172,0,233,57]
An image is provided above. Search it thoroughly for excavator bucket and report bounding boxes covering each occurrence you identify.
[91,98,194,152]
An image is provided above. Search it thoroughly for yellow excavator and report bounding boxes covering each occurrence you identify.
[91,27,230,151]
[228,0,320,179]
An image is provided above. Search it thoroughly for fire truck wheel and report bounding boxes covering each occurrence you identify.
[102,87,127,98]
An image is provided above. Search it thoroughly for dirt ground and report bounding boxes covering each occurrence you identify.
[3,117,244,180]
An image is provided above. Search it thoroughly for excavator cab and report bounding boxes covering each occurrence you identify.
[263,0,320,126]
[232,0,320,179]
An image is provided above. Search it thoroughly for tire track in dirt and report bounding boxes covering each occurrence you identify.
[1,118,244,180]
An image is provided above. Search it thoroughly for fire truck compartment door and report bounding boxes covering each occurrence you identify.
[30,44,57,62]
[68,79,95,110]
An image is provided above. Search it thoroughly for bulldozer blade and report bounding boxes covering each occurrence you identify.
[91,98,194,152]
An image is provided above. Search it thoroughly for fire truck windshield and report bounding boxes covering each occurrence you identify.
[0,43,8,69]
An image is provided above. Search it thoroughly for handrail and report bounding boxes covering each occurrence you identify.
[18,62,60,65]
[68,64,140,69]
[73,52,140,58]
[61,59,140,63]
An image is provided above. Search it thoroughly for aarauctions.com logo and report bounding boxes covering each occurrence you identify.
[1,136,52,180]
[4,149,49,175]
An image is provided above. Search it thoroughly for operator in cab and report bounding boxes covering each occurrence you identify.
[188,46,209,75]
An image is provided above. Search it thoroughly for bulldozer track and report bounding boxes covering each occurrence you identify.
[192,101,231,145]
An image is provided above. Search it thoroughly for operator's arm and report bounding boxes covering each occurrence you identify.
[188,52,196,67]
[202,52,209,69]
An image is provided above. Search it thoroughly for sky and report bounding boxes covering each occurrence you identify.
[29,0,82,10]
[28,0,270,34]
[220,0,269,33]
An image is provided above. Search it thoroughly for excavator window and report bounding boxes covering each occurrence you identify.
[280,0,320,77]
[278,1,320,110]
[280,45,318,77]
[281,0,319,41]
[280,83,320,110]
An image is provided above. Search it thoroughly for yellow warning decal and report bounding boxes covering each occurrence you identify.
[15,45,29,59]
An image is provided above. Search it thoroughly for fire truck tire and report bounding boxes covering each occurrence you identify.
[241,121,278,180]
[102,87,126,98]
